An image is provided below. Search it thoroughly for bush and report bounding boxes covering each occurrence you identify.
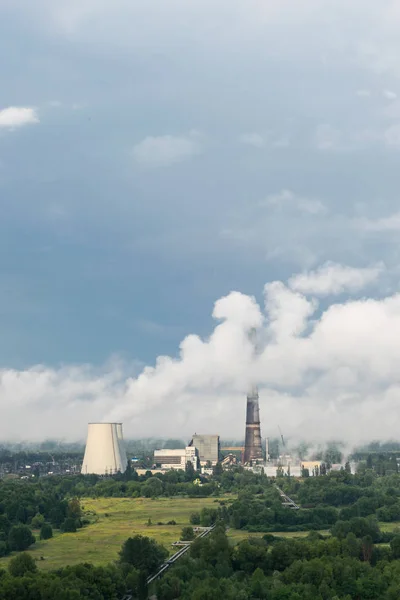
[61,518,77,533]
[40,523,53,540]
[8,552,37,577]
[31,513,45,529]
[181,527,195,541]
[8,525,35,551]
[190,512,201,525]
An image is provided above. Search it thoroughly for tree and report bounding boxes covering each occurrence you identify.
[61,518,77,533]
[390,535,400,558]
[185,461,196,480]
[8,552,37,577]
[213,462,223,477]
[8,525,35,551]
[361,535,374,562]
[181,527,195,541]
[301,467,310,478]
[67,498,81,520]
[40,523,53,540]
[31,513,45,529]
[119,535,168,577]
[0,515,11,535]
[190,512,201,525]
[142,477,163,498]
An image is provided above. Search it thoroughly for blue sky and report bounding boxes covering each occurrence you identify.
[2,1,400,441]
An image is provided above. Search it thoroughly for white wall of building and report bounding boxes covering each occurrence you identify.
[154,447,198,470]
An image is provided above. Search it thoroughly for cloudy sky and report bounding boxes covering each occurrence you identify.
[2,0,400,443]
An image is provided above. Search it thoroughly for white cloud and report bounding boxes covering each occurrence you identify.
[384,124,400,147]
[3,267,400,444]
[263,189,326,215]
[357,212,400,232]
[239,133,265,148]
[383,89,397,100]
[132,132,202,168]
[288,261,384,296]
[314,124,342,150]
[356,89,371,97]
[0,107,39,129]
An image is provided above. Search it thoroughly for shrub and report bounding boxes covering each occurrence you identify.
[190,512,201,525]
[8,552,37,577]
[61,518,77,533]
[8,525,35,551]
[40,523,53,540]
[181,527,195,541]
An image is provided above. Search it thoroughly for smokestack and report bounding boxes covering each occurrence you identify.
[243,385,263,463]
[81,423,128,475]
[243,328,263,464]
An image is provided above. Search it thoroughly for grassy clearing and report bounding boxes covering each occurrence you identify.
[0,496,232,572]
[379,521,400,533]
[226,530,330,544]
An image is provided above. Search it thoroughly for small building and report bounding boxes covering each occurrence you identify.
[154,446,198,470]
[190,434,220,466]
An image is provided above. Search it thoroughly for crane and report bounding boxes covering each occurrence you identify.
[278,426,286,450]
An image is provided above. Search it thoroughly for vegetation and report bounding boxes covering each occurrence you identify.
[155,525,400,599]
[2,456,400,596]
[0,496,232,571]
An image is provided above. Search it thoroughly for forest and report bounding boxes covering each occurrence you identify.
[1,460,400,597]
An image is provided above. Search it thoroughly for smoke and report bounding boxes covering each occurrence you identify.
[1,263,400,444]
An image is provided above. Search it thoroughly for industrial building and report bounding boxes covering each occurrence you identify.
[190,434,220,466]
[81,422,128,475]
[154,446,198,470]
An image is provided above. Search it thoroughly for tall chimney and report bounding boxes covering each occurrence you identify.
[243,328,263,464]
[243,385,263,463]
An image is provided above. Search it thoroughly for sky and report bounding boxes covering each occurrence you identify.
[2,0,400,443]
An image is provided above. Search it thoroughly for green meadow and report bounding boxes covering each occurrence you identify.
[0,497,231,571]
[1,496,394,572]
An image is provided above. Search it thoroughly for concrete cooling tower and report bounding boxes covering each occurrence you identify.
[81,423,128,475]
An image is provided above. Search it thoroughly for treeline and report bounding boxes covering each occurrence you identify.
[280,469,400,523]
[0,480,84,558]
[0,534,167,599]
[156,524,400,599]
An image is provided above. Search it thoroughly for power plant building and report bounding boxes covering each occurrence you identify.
[154,447,198,470]
[81,423,128,475]
[190,434,220,466]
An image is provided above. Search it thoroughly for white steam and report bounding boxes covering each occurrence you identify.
[0,262,398,444]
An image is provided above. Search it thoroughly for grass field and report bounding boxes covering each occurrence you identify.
[379,521,400,533]
[0,496,233,571]
[0,496,395,572]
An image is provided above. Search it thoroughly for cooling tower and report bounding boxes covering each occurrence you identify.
[81,423,128,475]
[116,422,128,472]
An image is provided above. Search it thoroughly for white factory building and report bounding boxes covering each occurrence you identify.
[153,446,198,470]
